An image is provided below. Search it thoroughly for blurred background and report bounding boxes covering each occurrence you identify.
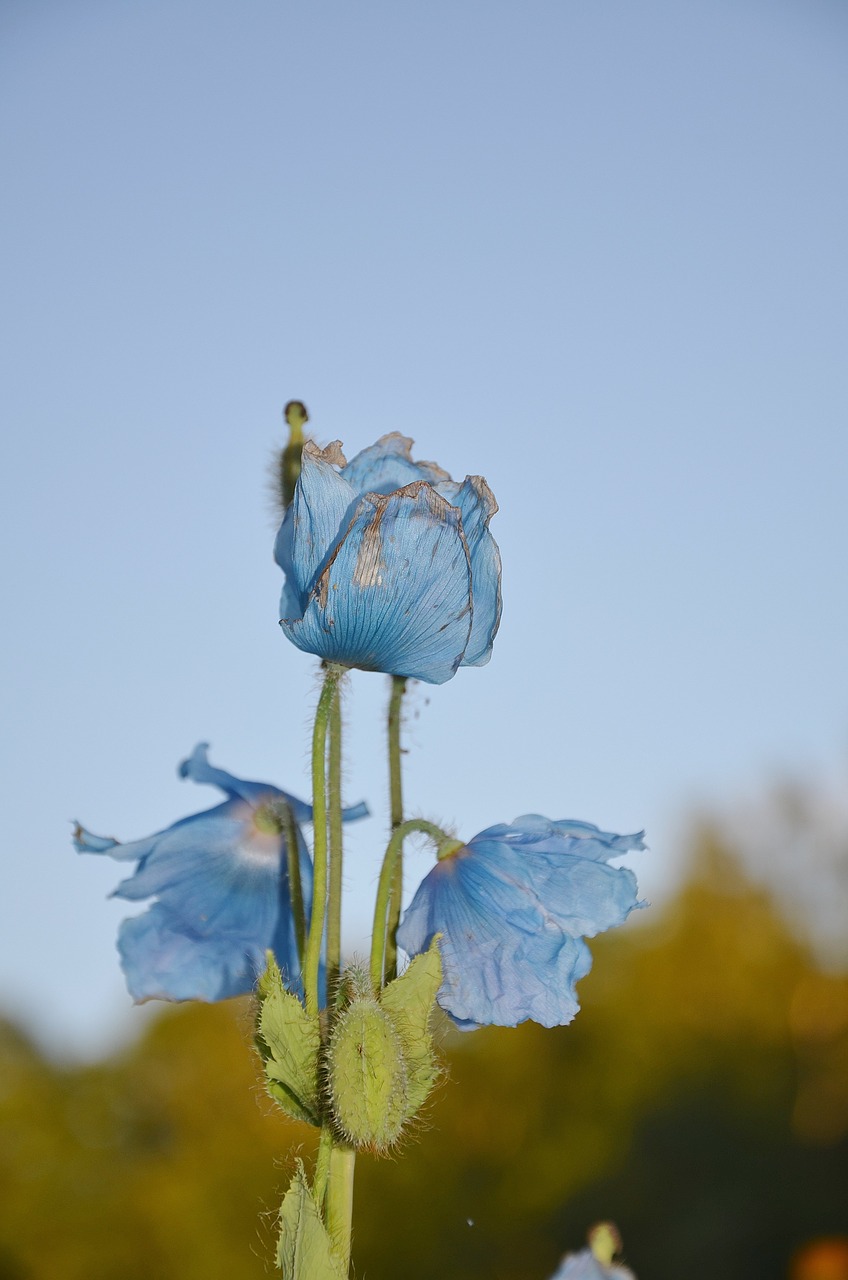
[1,0,846,1276]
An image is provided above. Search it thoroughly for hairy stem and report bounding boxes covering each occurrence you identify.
[325,1144,356,1275]
[326,690,344,998]
[384,676,407,980]
[303,666,341,1017]
[370,818,454,991]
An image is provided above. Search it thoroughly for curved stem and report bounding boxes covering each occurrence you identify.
[370,818,454,991]
[384,676,407,981]
[326,690,344,998]
[303,666,341,1016]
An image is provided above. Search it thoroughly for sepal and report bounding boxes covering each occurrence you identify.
[256,953,322,1126]
[276,1163,346,1280]
[379,935,443,1115]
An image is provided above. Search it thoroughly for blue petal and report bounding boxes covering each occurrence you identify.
[276,441,357,608]
[179,742,314,823]
[281,482,474,684]
[73,824,121,855]
[398,850,593,1028]
[438,475,502,666]
[476,815,646,862]
[73,750,349,1003]
[111,799,281,928]
[340,433,451,495]
[398,815,643,1029]
[118,904,268,1001]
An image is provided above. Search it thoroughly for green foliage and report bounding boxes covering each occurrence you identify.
[277,1165,346,1280]
[256,954,322,1126]
[1,828,847,1279]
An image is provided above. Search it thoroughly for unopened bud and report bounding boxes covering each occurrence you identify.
[328,995,408,1152]
[279,400,309,509]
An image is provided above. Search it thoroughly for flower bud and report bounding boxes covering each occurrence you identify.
[278,400,309,511]
[327,994,408,1152]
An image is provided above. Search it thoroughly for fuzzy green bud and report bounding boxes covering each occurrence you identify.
[328,995,408,1152]
[279,400,308,510]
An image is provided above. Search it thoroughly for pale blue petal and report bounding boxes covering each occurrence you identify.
[73,824,121,855]
[442,476,502,666]
[281,483,474,684]
[398,851,592,1028]
[340,433,448,495]
[179,742,314,822]
[477,815,646,862]
[73,750,345,1003]
[277,441,357,606]
[118,905,268,1002]
[398,814,643,1029]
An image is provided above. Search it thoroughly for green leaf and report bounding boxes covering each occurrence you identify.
[256,956,321,1126]
[380,935,443,1116]
[277,1164,347,1280]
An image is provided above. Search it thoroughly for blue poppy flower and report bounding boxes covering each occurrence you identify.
[274,433,502,684]
[396,815,645,1029]
[549,1226,635,1280]
[550,1249,635,1280]
[73,744,368,1003]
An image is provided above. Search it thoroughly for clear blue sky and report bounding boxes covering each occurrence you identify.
[1,0,846,1057]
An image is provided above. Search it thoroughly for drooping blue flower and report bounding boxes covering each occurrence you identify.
[274,433,502,684]
[396,815,645,1029]
[74,744,368,1003]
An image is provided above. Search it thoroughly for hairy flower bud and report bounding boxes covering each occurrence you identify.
[327,995,409,1152]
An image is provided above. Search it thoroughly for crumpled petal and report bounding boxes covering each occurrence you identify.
[275,433,501,683]
[74,745,368,1002]
[339,432,449,494]
[274,441,356,612]
[281,482,474,684]
[397,815,644,1029]
[435,475,501,666]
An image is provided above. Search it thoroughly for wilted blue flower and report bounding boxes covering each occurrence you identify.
[274,433,501,684]
[74,744,368,1003]
[396,816,645,1029]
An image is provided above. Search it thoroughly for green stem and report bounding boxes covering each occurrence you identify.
[303,666,341,1017]
[283,803,307,968]
[370,819,454,991]
[385,676,407,980]
[325,1144,356,1275]
[326,690,344,997]
[313,1125,333,1207]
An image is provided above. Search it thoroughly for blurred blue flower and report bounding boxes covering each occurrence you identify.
[274,433,501,684]
[550,1249,635,1280]
[549,1225,635,1280]
[74,744,368,1003]
[396,816,645,1029]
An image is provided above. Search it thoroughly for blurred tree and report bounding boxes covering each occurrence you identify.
[1,807,846,1279]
